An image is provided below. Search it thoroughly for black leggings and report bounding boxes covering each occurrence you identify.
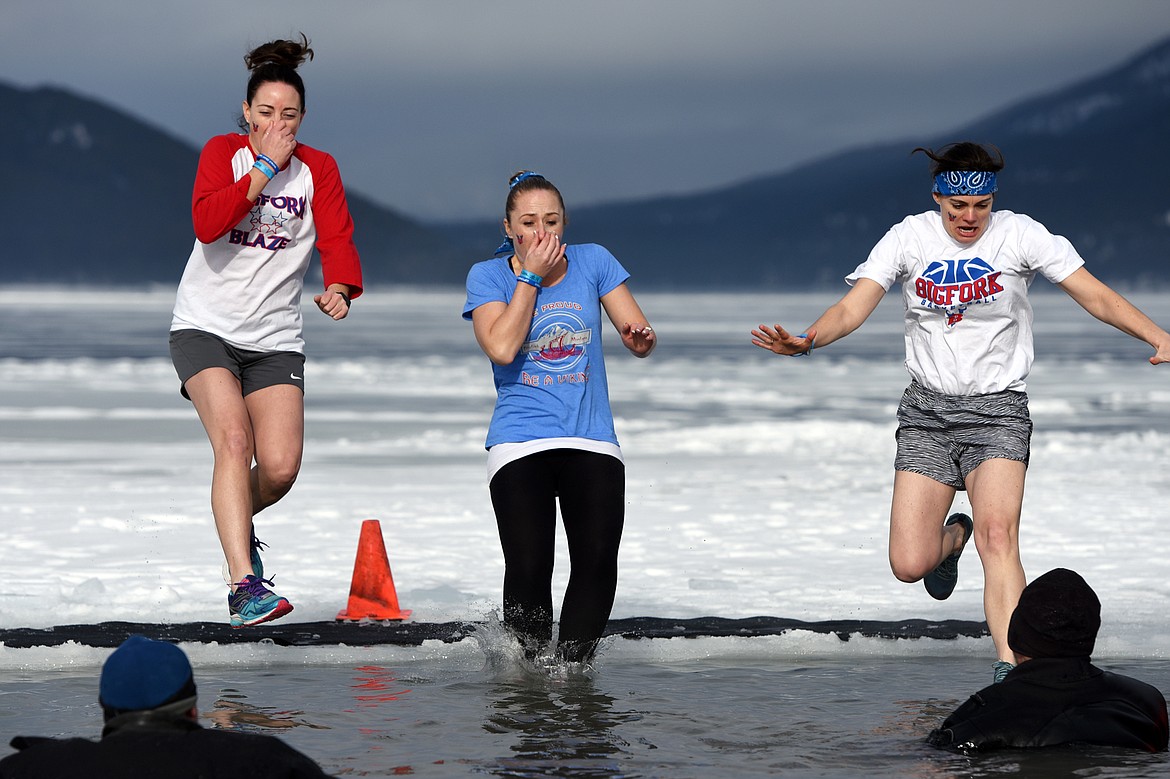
[489,449,625,662]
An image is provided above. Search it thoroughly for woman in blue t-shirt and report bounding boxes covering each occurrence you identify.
[463,171,656,663]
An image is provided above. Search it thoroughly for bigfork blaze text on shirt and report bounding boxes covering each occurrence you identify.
[227,194,307,252]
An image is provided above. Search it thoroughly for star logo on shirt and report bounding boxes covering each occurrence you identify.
[250,207,288,236]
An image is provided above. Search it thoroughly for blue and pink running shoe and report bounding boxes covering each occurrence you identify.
[228,575,293,627]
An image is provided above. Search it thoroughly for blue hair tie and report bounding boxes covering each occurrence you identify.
[494,172,547,253]
[933,171,998,196]
[510,171,544,189]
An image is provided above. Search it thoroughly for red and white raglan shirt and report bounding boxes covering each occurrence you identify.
[171,133,363,354]
[846,211,1084,396]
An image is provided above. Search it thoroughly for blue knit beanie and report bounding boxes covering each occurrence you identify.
[99,635,197,719]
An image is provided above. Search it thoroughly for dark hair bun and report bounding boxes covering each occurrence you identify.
[245,33,314,71]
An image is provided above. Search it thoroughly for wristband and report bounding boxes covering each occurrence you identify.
[791,333,814,357]
[252,159,277,179]
[517,269,543,288]
[337,290,351,307]
[255,153,280,174]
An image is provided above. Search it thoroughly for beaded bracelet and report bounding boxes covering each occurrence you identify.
[517,269,543,288]
[252,158,277,179]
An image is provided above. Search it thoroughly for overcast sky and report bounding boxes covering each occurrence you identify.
[5,1,1170,222]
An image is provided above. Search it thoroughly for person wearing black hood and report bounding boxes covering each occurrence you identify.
[0,635,331,778]
[928,568,1169,753]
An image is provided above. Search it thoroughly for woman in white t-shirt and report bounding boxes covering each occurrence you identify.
[169,35,362,628]
[751,142,1169,682]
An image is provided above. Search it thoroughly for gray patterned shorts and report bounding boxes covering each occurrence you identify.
[894,380,1032,490]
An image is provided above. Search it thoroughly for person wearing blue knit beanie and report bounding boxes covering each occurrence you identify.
[1,635,332,777]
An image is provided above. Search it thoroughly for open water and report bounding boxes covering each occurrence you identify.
[1,287,1168,777]
[4,640,1170,778]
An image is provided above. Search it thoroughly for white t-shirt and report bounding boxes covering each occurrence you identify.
[846,210,1085,395]
[171,134,362,354]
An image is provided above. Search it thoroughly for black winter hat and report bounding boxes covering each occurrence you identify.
[1007,568,1101,659]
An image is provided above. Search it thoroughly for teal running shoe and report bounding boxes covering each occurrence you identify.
[228,575,293,628]
[220,532,267,584]
[993,660,1015,684]
[248,533,267,580]
[923,513,973,600]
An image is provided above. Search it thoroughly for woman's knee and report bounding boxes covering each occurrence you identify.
[974,519,1018,559]
[890,560,929,584]
[504,556,554,588]
[259,456,301,493]
[566,525,621,566]
[212,425,254,463]
[889,548,935,583]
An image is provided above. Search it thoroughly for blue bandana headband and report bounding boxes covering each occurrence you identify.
[933,171,998,196]
[494,172,547,255]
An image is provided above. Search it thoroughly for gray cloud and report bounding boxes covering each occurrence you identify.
[4,0,1169,220]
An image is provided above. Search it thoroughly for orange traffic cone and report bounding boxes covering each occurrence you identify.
[336,519,411,621]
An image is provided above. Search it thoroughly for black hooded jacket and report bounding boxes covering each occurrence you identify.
[928,657,1169,754]
[0,711,332,778]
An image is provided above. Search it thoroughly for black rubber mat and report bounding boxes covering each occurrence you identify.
[0,616,988,648]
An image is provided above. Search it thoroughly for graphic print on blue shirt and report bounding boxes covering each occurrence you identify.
[462,243,629,447]
[915,257,1004,327]
[522,309,593,369]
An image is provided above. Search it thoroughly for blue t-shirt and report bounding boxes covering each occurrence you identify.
[463,243,630,448]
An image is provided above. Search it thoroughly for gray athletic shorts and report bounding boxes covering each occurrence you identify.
[894,380,1031,490]
[169,329,305,400]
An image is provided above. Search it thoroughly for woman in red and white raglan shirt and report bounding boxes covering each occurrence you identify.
[169,34,362,627]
